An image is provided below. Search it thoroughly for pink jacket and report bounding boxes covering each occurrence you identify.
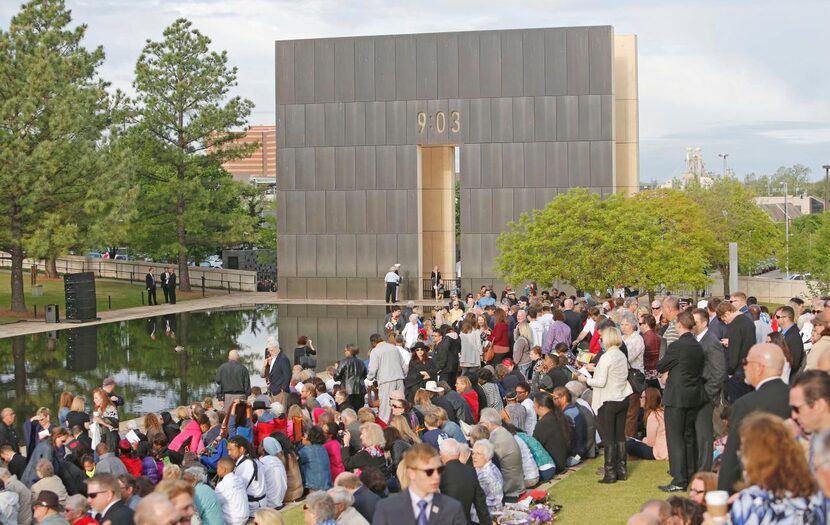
[644,411,668,461]
[323,439,345,480]
[169,420,204,454]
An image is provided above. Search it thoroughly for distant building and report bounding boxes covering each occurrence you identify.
[755,195,824,221]
[221,125,277,184]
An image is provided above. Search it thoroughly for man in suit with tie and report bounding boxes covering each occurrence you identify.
[372,443,466,525]
[657,311,707,492]
[160,268,170,303]
[718,343,789,492]
[691,308,726,472]
[86,473,135,524]
[167,268,177,304]
[717,301,757,403]
[264,340,291,395]
[145,269,157,306]
[775,306,805,377]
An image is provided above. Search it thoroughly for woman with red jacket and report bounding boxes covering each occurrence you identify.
[487,308,510,364]
[455,376,480,423]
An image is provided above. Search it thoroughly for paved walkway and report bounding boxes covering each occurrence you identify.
[0,292,446,338]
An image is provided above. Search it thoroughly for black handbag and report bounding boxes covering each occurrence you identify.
[627,362,647,394]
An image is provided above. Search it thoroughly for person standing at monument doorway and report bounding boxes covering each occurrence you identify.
[384,266,400,306]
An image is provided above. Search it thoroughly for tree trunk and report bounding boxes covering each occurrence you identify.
[719,264,730,296]
[9,245,26,312]
[176,193,191,291]
[45,256,58,278]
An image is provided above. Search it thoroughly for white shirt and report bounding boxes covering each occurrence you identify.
[397,345,412,373]
[623,332,645,372]
[234,456,265,502]
[259,455,288,509]
[529,320,545,348]
[402,323,420,349]
[384,271,401,284]
[513,434,539,481]
[216,472,249,525]
[316,392,336,409]
[520,398,537,435]
[408,489,434,522]
[695,328,708,342]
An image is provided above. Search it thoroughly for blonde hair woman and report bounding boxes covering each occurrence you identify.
[253,508,284,525]
[389,414,421,444]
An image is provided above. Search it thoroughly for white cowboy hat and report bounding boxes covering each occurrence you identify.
[423,381,444,394]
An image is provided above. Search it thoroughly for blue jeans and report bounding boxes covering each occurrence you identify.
[539,467,556,482]
[626,437,655,460]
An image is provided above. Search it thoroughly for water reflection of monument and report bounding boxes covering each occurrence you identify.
[277,305,388,369]
[65,326,98,372]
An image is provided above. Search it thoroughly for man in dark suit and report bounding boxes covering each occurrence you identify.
[707,298,728,340]
[86,472,135,524]
[562,298,583,343]
[264,341,292,395]
[717,301,757,403]
[657,311,707,492]
[532,393,570,475]
[718,342,789,492]
[691,308,727,472]
[776,306,805,376]
[160,268,170,303]
[145,269,157,305]
[335,472,380,523]
[438,439,491,525]
[372,443,466,525]
[167,268,177,304]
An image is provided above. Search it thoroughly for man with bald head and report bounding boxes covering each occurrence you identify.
[718,343,790,492]
[562,298,582,343]
[627,512,661,525]
[215,349,251,408]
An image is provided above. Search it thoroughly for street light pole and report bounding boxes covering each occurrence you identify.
[783,181,789,279]
[823,164,830,212]
[719,153,729,177]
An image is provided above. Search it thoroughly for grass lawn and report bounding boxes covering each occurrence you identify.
[276,457,672,525]
[0,270,213,324]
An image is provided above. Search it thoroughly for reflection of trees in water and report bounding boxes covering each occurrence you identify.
[0,307,278,421]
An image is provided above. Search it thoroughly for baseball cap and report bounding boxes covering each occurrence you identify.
[501,358,515,367]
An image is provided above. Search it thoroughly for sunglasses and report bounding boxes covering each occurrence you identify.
[791,404,805,414]
[86,491,107,499]
[411,466,445,477]
[775,315,788,320]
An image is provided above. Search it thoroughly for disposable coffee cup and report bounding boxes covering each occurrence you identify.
[705,490,729,518]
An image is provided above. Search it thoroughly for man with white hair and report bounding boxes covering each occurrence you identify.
[438,439,492,524]
[264,339,291,395]
[65,494,95,525]
[0,467,29,525]
[328,486,368,525]
[367,333,405,423]
[478,408,524,502]
[384,265,401,305]
[215,350,251,407]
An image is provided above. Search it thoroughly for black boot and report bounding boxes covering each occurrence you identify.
[599,445,617,483]
[616,442,628,481]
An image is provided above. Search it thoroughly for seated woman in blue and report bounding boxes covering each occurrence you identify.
[297,425,332,492]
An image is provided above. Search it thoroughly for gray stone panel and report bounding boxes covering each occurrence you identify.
[285,105,305,147]
[479,32,502,97]
[566,28,589,95]
[589,26,613,95]
[492,188,514,229]
[376,235,398,274]
[428,99,449,144]
[366,189,387,233]
[334,39,355,102]
[278,234,296,277]
[590,141,614,188]
[335,147,355,190]
[501,31,523,97]
[326,278,347,300]
[365,101,386,146]
[375,36,396,101]
[480,143,502,188]
[502,143,524,188]
[285,277,307,298]
[317,235,336,277]
[355,147,376,189]
[514,188,536,219]
[535,187,558,210]
[461,233,482,278]
[305,191,326,232]
[316,147,335,190]
[346,278,367,300]
[556,96,579,141]
[544,29,567,95]
[354,38,375,101]
[276,41,294,105]
[344,102,366,146]
[437,33,459,99]
[546,142,569,189]
[277,106,285,149]
[534,96,556,141]
[460,143,481,189]
[389,191,408,236]
[278,147,295,190]
[345,191,366,232]
[386,100,407,145]
[295,148,315,190]
[601,95,614,141]
[336,234,357,277]
[295,236,316,277]
[468,98,492,143]
[406,100,428,144]
[376,146,397,190]
[470,189,492,233]
[416,35,438,100]
[568,141,591,187]
[579,95,602,140]
[398,234,417,272]
[513,97,535,142]
[294,40,315,104]
[356,235,377,277]
[522,30,545,96]
[460,189,471,232]
[491,97,513,143]
[314,39,335,103]
[326,190,346,233]
[324,103,345,146]
[276,189,287,230]
[305,103,325,146]
[395,36,416,100]
[307,278,326,299]
[396,146,417,190]
[480,234,498,278]
[406,190,418,230]
[524,142,545,187]
[458,33,480,99]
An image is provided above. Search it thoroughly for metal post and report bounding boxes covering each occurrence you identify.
[227,282,231,294]
[108,295,111,309]
[783,181,789,279]
[202,276,205,297]
[141,291,145,305]
[719,153,729,178]
[34,304,37,318]
[823,165,830,212]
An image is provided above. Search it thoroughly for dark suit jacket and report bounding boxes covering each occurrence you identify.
[371,489,467,525]
[658,332,707,408]
[101,500,135,525]
[717,378,790,492]
[700,331,727,403]
[167,273,177,288]
[145,273,156,290]
[353,485,380,522]
[266,351,292,395]
[726,314,756,375]
[709,316,728,341]
[439,460,492,525]
[533,411,569,474]
[783,325,805,376]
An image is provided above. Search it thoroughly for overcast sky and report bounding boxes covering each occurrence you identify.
[3,0,829,183]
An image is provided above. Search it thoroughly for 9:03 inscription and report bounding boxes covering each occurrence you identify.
[417,111,460,134]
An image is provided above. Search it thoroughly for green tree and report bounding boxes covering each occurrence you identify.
[686,177,782,295]
[0,0,111,311]
[130,18,255,291]
[789,214,830,295]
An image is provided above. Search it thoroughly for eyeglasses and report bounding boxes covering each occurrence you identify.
[410,466,445,477]
[775,315,788,320]
[651,307,660,310]
[688,488,703,495]
[86,491,107,499]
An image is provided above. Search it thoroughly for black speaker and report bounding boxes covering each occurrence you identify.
[64,272,98,322]
[65,326,98,372]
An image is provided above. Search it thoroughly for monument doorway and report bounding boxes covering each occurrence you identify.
[418,145,456,300]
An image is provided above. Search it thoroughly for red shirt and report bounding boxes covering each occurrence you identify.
[488,321,509,347]
[73,517,98,525]
[589,329,602,354]
[460,389,480,423]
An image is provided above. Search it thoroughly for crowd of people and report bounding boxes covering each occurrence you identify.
[4,287,830,525]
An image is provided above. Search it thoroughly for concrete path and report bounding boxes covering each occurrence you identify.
[0,292,446,338]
